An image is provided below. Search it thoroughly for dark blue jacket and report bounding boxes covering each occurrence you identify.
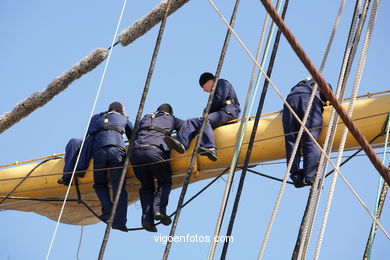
[210,79,241,118]
[133,112,184,153]
[287,79,330,106]
[88,111,133,152]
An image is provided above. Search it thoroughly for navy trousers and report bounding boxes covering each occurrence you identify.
[63,138,92,180]
[130,147,172,225]
[93,146,128,227]
[176,110,235,149]
[282,93,323,181]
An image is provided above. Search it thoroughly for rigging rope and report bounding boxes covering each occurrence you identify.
[221,0,290,259]
[314,1,380,258]
[364,115,390,259]
[303,0,371,252]
[0,0,191,135]
[163,1,241,259]
[209,1,390,258]
[45,1,129,259]
[98,1,173,259]
[294,0,361,257]
[259,0,389,185]
[207,0,285,258]
[76,226,84,260]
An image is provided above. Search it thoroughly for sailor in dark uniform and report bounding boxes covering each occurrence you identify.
[282,78,330,187]
[87,102,133,231]
[130,104,183,232]
[164,72,241,161]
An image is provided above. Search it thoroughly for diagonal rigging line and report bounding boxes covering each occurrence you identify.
[314,0,381,258]
[208,0,390,254]
[295,0,361,258]
[98,0,174,259]
[45,1,128,259]
[259,0,389,184]
[364,117,390,259]
[208,2,337,258]
[0,0,191,135]
[163,1,241,259]
[207,0,285,258]
[220,0,290,259]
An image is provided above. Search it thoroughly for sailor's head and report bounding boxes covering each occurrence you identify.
[199,72,215,93]
[108,102,125,116]
[157,103,173,115]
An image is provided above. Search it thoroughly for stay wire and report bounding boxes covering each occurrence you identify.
[98,0,173,259]
[208,0,285,258]
[314,1,380,258]
[163,1,241,259]
[45,1,128,258]
[293,0,357,257]
[259,0,389,184]
[364,114,390,259]
[303,0,368,253]
[207,1,390,257]
[220,0,290,259]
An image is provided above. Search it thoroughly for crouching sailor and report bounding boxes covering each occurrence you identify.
[130,103,183,232]
[164,72,241,161]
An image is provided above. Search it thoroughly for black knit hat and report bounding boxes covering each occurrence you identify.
[108,102,125,115]
[199,72,215,87]
[157,103,173,115]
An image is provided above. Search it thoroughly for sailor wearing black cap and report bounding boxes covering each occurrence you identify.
[130,104,183,232]
[282,78,331,188]
[164,72,241,161]
[88,102,133,231]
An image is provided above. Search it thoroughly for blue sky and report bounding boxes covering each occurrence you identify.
[0,0,389,259]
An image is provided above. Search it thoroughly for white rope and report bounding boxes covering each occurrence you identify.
[315,1,382,258]
[44,1,128,259]
[207,2,390,258]
[207,0,283,258]
[297,0,356,256]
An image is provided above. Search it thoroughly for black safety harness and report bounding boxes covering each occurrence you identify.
[88,112,125,136]
[139,112,172,136]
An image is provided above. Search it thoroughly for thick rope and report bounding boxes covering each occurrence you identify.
[364,116,390,259]
[259,0,389,185]
[163,1,241,259]
[0,48,107,134]
[118,0,189,46]
[98,1,173,259]
[294,0,361,257]
[207,0,284,258]
[45,2,128,259]
[314,1,381,258]
[221,0,290,259]
[0,0,190,135]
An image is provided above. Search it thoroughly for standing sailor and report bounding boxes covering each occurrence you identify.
[282,78,330,188]
[130,104,183,232]
[88,102,133,231]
